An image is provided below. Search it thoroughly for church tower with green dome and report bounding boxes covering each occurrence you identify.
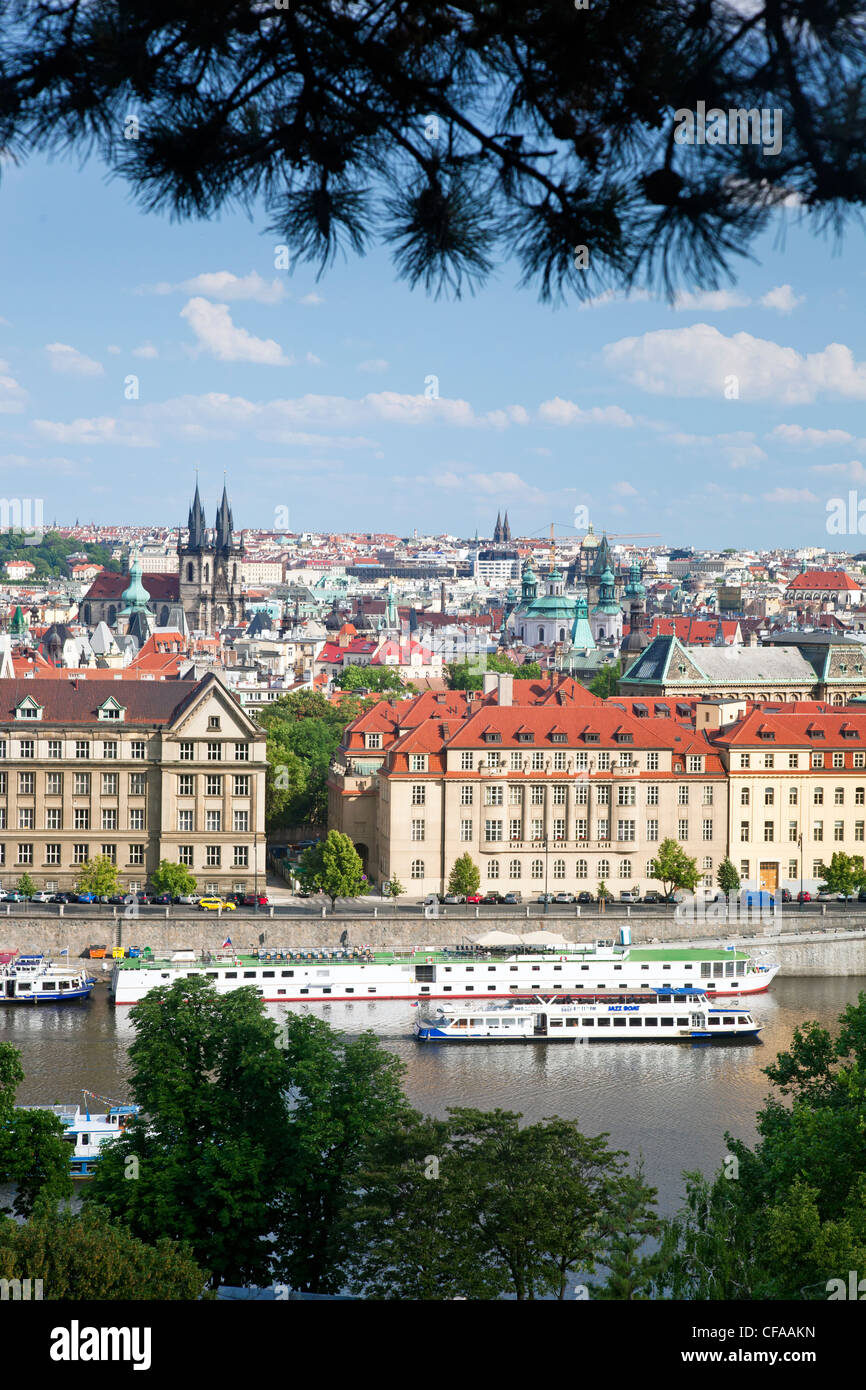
[590,564,623,643]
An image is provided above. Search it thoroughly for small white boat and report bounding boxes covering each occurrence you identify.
[413,990,762,1043]
[0,952,96,1003]
[16,1091,139,1178]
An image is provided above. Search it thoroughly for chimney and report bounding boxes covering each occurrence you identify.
[482,671,498,695]
[497,673,513,707]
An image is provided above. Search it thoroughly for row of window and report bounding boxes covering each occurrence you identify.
[738,751,866,768]
[0,739,251,762]
[741,820,866,842]
[741,785,866,805]
[0,843,249,868]
[1,809,145,830]
[0,773,251,797]
[409,857,677,881]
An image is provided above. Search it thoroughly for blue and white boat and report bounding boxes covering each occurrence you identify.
[0,952,96,1003]
[413,989,762,1043]
[16,1092,139,1178]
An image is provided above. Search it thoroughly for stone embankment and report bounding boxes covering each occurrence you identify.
[2,909,866,976]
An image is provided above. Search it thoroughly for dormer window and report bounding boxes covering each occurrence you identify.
[483,731,502,743]
[517,732,534,744]
[550,733,567,744]
[614,732,633,744]
[208,715,221,731]
[15,697,42,720]
[583,731,600,744]
[98,698,125,722]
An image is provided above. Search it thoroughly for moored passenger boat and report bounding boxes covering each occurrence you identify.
[413,990,763,1043]
[0,952,96,1003]
[15,1092,139,1178]
[109,939,779,1005]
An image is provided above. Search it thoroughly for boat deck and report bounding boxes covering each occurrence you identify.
[114,945,752,971]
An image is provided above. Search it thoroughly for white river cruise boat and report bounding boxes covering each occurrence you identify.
[413,991,763,1043]
[108,937,779,1006]
[16,1092,139,1178]
[1,952,96,1004]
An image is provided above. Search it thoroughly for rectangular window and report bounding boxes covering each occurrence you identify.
[460,784,473,805]
[763,821,774,842]
[509,817,521,840]
[178,809,194,833]
[833,752,845,769]
[678,819,688,840]
[788,820,798,842]
[687,756,703,773]
[75,740,90,759]
[101,843,117,864]
[740,822,750,842]
[17,843,33,865]
[129,773,146,796]
[73,808,90,830]
[856,822,865,842]
[485,785,504,806]
[411,784,426,805]
[835,787,845,805]
[73,772,90,796]
[233,774,249,796]
[45,772,62,796]
[764,787,774,805]
[207,742,222,761]
[814,821,823,842]
[129,809,145,831]
[206,845,221,867]
[129,844,145,866]
[814,788,824,805]
[485,819,503,842]
[18,771,34,795]
[530,785,545,805]
[411,819,425,841]
[460,751,474,770]
[646,818,659,841]
[206,810,221,832]
[45,843,60,866]
[531,752,544,771]
[646,785,659,806]
[702,819,713,841]
[102,773,118,796]
[72,843,88,865]
[180,741,194,761]
[702,785,714,805]
[617,820,636,842]
[233,810,249,833]
[789,787,798,805]
[741,754,751,768]
[206,776,222,796]
[101,809,118,831]
[233,845,249,868]
[553,818,566,840]
[834,820,844,841]
[598,752,612,770]
[647,752,659,770]
[460,818,473,842]
[18,739,34,759]
[18,807,34,829]
[45,807,62,830]
[234,743,249,762]
[813,753,824,769]
[553,784,568,805]
[179,845,194,867]
[178,774,194,796]
[47,739,62,759]
[510,751,522,771]
[410,755,428,772]
[788,754,799,769]
[617,785,636,806]
[102,740,118,759]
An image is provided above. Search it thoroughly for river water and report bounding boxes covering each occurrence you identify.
[4,974,865,1215]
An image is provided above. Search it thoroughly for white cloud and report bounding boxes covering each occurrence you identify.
[538,397,635,427]
[145,271,285,304]
[180,299,292,365]
[613,480,638,496]
[672,289,750,311]
[32,416,155,447]
[300,293,325,306]
[106,345,121,355]
[45,343,104,377]
[771,424,855,448]
[357,358,389,373]
[305,352,322,366]
[762,487,820,504]
[132,344,159,359]
[760,284,803,314]
[603,323,866,403]
[579,289,653,310]
[812,459,866,482]
[0,360,27,413]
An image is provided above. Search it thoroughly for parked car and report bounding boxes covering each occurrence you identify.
[30,891,51,903]
[465,893,484,904]
[642,890,662,904]
[503,891,522,904]
[816,889,841,902]
[173,894,200,905]
[619,891,640,903]
[107,895,127,905]
[134,893,152,905]
[554,892,576,904]
[442,893,465,904]
[241,894,269,907]
[199,897,237,911]
[75,892,96,904]
[859,888,866,903]
[536,893,556,904]
[577,891,594,904]
[481,892,504,904]
[51,892,74,903]
[151,893,172,905]
[796,890,812,903]
[780,888,793,903]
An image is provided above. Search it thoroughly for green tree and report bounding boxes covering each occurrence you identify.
[658,993,866,1300]
[15,873,37,898]
[149,860,197,898]
[75,853,121,897]
[0,1206,207,1300]
[595,1163,663,1300]
[649,838,700,897]
[0,1042,72,1217]
[716,857,740,895]
[274,1014,413,1295]
[445,654,541,691]
[259,689,373,828]
[87,978,292,1288]
[2,6,860,304]
[588,661,620,698]
[384,876,405,901]
[448,853,480,897]
[817,851,866,899]
[299,830,369,909]
[336,665,404,692]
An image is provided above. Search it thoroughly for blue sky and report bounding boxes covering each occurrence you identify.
[2,149,866,549]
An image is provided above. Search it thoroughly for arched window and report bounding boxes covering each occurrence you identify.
[598,858,611,878]
[531,859,544,879]
[537,627,544,642]
[576,859,587,879]
[203,564,210,582]
[107,605,116,626]
[619,859,632,879]
[552,858,566,879]
[187,562,193,582]
[410,859,424,879]
[559,627,565,641]
[509,859,521,879]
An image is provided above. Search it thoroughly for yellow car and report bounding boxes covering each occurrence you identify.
[198,897,237,911]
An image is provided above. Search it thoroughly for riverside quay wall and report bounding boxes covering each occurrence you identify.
[3,909,866,977]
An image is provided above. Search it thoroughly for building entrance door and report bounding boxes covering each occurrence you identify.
[759,862,779,893]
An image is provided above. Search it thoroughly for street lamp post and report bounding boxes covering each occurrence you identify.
[254,830,259,915]
[798,832,803,909]
[543,831,549,914]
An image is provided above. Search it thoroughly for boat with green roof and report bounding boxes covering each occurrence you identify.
[108,933,779,1005]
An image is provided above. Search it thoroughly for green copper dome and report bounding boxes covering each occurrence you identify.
[120,558,151,614]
